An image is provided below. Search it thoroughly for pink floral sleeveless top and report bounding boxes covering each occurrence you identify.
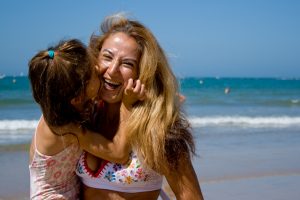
[29,136,82,200]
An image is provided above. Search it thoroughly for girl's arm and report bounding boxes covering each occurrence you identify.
[61,78,145,164]
[75,102,131,164]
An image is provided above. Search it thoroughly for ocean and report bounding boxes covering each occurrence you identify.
[0,75,299,145]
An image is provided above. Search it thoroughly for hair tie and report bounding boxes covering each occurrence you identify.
[48,50,55,59]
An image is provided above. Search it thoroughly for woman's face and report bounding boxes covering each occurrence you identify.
[98,32,140,104]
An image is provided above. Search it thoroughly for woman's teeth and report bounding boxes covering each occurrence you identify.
[104,79,121,89]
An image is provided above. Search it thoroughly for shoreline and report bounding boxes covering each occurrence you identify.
[0,143,30,152]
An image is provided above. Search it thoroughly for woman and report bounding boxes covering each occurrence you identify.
[76,14,204,200]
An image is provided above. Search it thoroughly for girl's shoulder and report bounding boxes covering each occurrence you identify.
[35,117,78,156]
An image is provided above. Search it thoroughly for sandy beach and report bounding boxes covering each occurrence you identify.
[1,125,300,200]
[0,144,30,200]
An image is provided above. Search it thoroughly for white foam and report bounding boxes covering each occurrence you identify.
[189,116,300,128]
[291,99,299,104]
[0,119,38,130]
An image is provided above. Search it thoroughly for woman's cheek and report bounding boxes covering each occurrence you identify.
[100,60,110,69]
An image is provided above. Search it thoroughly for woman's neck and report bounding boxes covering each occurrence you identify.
[101,102,121,139]
[105,102,121,121]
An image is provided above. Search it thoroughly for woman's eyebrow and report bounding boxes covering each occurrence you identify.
[123,58,138,65]
[102,49,113,55]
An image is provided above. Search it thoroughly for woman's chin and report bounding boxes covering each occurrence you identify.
[101,91,123,104]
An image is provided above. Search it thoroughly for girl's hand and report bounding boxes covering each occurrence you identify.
[123,78,146,107]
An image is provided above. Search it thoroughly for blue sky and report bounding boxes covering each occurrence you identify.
[0,0,299,77]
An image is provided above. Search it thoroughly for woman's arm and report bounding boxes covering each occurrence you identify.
[164,156,204,200]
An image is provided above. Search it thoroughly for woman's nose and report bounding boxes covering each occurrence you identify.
[107,60,119,76]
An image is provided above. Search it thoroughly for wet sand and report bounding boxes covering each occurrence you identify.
[1,134,300,200]
[0,148,30,200]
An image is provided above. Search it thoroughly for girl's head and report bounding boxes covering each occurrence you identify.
[28,39,101,127]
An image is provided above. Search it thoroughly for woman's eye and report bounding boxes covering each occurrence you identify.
[123,62,134,68]
[102,54,112,60]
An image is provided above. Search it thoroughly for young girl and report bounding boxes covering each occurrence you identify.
[28,39,145,199]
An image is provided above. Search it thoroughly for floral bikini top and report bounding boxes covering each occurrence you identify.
[76,151,163,193]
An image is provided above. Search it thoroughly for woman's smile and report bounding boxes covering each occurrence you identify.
[103,78,122,90]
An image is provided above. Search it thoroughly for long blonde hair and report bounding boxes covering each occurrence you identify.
[90,14,195,173]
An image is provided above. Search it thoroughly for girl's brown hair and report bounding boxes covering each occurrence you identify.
[28,39,96,127]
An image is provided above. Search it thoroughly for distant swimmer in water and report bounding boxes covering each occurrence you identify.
[178,93,186,103]
[224,87,230,94]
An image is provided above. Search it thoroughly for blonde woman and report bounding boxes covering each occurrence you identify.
[76,14,204,200]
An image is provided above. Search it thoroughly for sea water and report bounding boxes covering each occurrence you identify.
[0,76,300,145]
